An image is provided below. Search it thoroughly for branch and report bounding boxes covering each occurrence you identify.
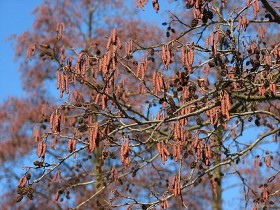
[231,93,280,102]
[260,0,280,23]
[30,145,87,184]
[146,126,280,209]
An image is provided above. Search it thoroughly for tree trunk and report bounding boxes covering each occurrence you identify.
[212,1,223,209]
[212,126,222,210]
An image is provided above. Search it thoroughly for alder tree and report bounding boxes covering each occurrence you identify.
[1,0,280,209]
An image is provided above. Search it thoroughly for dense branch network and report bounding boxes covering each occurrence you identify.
[15,0,280,209]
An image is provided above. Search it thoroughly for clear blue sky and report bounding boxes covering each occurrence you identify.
[0,0,42,101]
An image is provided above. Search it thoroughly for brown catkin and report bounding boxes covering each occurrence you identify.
[101,95,106,110]
[215,31,219,44]
[95,93,100,104]
[54,191,59,202]
[73,139,77,158]
[163,146,170,156]
[255,0,260,12]
[213,43,217,55]
[50,112,55,132]
[177,180,181,195]
[89,123,98,152]
[208,109,213,125]
[106,35,112,50]
[238,18,242,31]
[93,122,99,139]
[33,126,40,142]
[209,33,214,47]
[265,154,271,168]
[125,42,129,55]
[245,16,249,25]
[165,200,169,209]
[269,83,276,95]
[41,143,47,157]
[111,166,118,181]
[136,62,141,78]
[50,135,57,150]
[129,39,133,53]
[18,177,28,187]
[64,74,69,94]
[89,128,94,151]
[68,138,73,153]
[157,142,161,154]
[242,17,246,31]
[112,56,117,71]
[188,48,194,65]
[161,153,166,165]
[101,57,107,77]
[155,75,160,94]
[98,58,103,72]
[254,157,259,170]
[174,180,177,196]
[54,113,61,133]
[174,123,178,140]
[37,141,43,158]
[59,73,65,98]
[152,71,156,88]
[252,2,257,19]
[181,46,185,66]
[140,63,144,80]
[214,107,219,125]
[205,37,209,49]
[56,22,64,40]
[60,45,66,62]
[265,54,271,66]
[41,103,47,117]
[177,145,181,160]
[121,140,130,168]
[117,37,122,49]
[152,0,159,13]
[27,43,36,59]
[159,74,164,90]
[185,59,192,73]
[172,144,177,158]
[221,92,230,120]
[52,170,62,183]
[161,45,167,63]
[56,72,61,89]
[106,51,111,66]
[112,28,117,43]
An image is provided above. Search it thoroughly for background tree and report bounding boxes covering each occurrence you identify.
[0,0,280,209]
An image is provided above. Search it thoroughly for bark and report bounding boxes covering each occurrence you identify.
[212,1,223,209]
[212,126,222,210]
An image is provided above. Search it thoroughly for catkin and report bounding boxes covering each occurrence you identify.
[181,46,185,66]
[37,141,43,158]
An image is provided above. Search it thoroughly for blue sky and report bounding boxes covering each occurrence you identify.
[0,0,42,101]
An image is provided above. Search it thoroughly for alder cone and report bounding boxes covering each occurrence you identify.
[202,15,208,24]
[16,195,23,203]
[191,19,199,27]
[208,11,213,19]
[185,3,194,9]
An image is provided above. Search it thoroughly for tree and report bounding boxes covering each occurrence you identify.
[0,0,280,209]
